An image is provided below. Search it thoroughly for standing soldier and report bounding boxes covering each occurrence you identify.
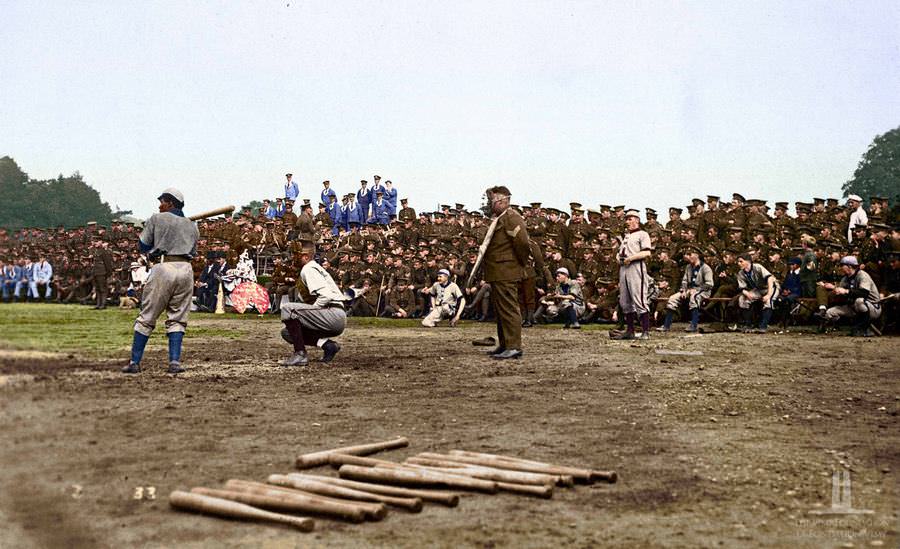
[479,185,530,359]
[91,239,114,309]
[398,198,416,221]
[612,210,653,340]
[123,188,200,374]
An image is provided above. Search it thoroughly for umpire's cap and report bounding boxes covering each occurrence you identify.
[158,187,185,206]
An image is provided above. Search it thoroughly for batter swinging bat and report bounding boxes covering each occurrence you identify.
[188,205,236,221]
[295,437,409,469]
[169,490,314,531]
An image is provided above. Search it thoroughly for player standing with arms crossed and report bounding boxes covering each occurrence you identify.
[123,188,200,374]
[611,209,653,340]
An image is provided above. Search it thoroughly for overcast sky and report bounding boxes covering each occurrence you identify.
[2,1,898,219]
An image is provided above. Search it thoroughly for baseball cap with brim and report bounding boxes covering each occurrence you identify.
[840,256,859,267]
[555,267,570,276]
[624,209,640,219]
[158,187,185,205]
[438,269,450,277]
[847,194,862,202]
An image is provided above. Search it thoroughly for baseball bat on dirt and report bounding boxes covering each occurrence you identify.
[188,205,236,221]
[399,465,553,498]
[225,479,387,520]
[327,453,405,469]
[169,490,314,531]
[444,450,617,484]
[295,437,409,469]
[338,464,498,493]
[267,474,422,512]
[330,455,547,495]
[221,479,377,522]
[287,474,460,507]
[403,457,561,486]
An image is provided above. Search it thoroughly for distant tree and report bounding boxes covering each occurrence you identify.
[0,156,115,230]
[237,200,265,219]
[841,126,900,204]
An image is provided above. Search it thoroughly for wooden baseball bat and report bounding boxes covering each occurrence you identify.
[295,437,409,469]
[221,480,370,522]
[267,474,422,512]
[448,450,617,484]
[287,474,460,507]
[169,490,314,531]
[338,464,498,493]
[225,479,387,520]
[404,465,553,498]
[188,205,236,221]
[328,454,516,490]
[431,452,574,486]
[424,452,616,484]
[327,453,404,469]
[403,457,560,486]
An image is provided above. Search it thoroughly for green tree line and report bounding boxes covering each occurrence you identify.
[0,156,119,230]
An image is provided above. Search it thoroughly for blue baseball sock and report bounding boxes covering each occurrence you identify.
[690,308,700,328]
[168,332,184,363]
[663,310,674,330]
[131,332,150,365]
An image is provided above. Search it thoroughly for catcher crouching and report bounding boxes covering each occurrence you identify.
[279,239,346,366]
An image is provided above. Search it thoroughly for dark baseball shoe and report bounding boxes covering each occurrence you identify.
[281,351,309,367]
[167,362,185,374]
[321,341,341,363]
[121,362,141,374]
[471,336,497,347]
[492,349,523,360]
[610,331,636,340]
[488,347,506,356]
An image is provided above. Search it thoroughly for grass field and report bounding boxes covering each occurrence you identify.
[0,303,617,356]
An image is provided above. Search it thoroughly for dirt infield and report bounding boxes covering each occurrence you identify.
[1,314,898,548]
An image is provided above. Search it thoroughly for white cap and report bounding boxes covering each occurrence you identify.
[847,194,862,202]
[438,269,450,277]
[158,187,185,205]
[556,267,570,276]
[840,255,859,267]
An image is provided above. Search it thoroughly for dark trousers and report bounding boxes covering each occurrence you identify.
[519,277,536,312]
[492,280,523,350]
[93,274,108,307]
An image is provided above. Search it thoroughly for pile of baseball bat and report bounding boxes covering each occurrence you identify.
[169,436,617,532]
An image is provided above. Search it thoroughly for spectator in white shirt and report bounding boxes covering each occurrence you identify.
[847,194,868,244]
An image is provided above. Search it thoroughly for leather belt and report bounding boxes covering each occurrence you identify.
[160,255,191,263]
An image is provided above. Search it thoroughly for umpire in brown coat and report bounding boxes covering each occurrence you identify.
[483,186,530,359]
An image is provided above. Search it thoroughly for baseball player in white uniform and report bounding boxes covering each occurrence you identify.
[612,209,653,340]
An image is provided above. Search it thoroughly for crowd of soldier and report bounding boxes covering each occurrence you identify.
[2,182,898,334]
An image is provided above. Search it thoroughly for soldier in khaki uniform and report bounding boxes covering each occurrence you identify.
[480,186,530,359]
